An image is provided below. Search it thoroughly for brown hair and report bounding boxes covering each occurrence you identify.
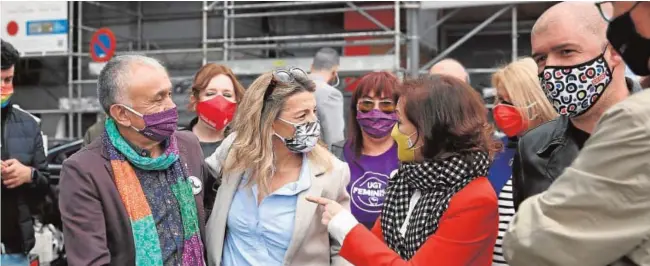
[189,63,245,109]
[348,71,399,158]
[400,74,502,160]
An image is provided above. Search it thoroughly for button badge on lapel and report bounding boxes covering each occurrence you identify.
[188,176,202,195]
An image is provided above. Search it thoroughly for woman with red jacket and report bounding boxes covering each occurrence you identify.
[308,74,501,266]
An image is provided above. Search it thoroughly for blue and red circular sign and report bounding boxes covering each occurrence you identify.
[89,28,116,62]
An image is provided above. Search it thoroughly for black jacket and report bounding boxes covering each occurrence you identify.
[512,77,644,210]
[181,117,231,221]
[1,104,50,254]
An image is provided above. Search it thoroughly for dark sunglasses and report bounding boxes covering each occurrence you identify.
[357,99,396,114]
[263,67,309,101]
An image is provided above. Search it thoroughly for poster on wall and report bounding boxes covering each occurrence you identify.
[1,1,68,55]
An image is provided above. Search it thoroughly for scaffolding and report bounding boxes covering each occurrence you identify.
[20,1,528,140]
[202,1,404,75]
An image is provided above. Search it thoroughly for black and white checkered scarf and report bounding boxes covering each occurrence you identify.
[380,151,491,259]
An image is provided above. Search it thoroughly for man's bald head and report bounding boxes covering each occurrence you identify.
[530,1,621,72]
[531,1,628,120]
[429,59,469,84]
[533,2,608,40]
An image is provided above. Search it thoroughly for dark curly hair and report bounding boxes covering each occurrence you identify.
[399,74,503,161]
[1,39,20,70]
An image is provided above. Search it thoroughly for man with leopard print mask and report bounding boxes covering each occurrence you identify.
[504,2,650,265]
[510,1,643,210]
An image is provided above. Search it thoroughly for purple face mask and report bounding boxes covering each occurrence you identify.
[356,109,398,138]
[121,105,179,142]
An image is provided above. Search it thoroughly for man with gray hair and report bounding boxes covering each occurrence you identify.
[59,55,208,265]
[309,47,345,146]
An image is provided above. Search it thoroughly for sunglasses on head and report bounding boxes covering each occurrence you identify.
[357,99,396,114]
[263,67,309,101]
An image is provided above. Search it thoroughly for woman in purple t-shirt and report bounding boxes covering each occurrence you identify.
[332,71,400,229]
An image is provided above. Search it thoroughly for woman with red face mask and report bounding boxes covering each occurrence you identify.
[488,57,557,266]
[183,63,244,219]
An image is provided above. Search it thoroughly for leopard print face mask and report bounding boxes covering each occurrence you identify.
[539,50,613,117]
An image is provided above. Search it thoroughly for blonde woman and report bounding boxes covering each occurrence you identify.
[204,68,351,266]
[488,57,557,266]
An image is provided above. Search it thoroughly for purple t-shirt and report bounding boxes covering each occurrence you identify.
[344,142,400,227]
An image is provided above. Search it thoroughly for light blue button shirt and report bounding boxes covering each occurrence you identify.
[223,155,311,266]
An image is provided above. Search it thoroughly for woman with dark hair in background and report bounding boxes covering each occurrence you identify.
[331,71,400,229]
[183,63,245,219]
[308,74,501,265]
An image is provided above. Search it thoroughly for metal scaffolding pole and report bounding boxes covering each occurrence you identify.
[85,1,140,17]
[394,0,401,73]
[226,5,397,19]
[420,5,513,73]
[421,8,462,37]
[467,68,500,74]
[228,38,400,50]
[212,1,336,11]
[79,25,139,42]
[116,47,224,55]
[70,75,200,85]
[443,20,535,31]
[229,1,235,61]
[223,0,229,61]
[76,1,83,138]
[205,1,219,11]
[511,5,518,62]
[30,47,224,60]
[202,1,208,65]
[407,3,419,77]
[57,47,225,60]
[137,2,143,50]
[67,1,74,139]
[447,29,531,37]
[206,31,396,43]
[346,2,391,32]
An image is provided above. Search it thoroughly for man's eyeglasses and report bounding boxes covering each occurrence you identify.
[595,1,640,23]
[264,67,309,101]
[357,99,396,114]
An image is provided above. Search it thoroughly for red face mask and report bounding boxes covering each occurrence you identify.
[493,103,530,137]
[196,96,237,131]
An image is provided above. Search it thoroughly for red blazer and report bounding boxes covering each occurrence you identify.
[339,177,498,266]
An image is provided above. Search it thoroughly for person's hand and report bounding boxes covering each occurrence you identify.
[1,159,33,189]
[306,196,344,226]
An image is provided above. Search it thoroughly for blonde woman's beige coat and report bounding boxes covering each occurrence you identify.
[204,133,352,266]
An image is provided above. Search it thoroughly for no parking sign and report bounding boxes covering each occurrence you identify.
[89,28,116,62]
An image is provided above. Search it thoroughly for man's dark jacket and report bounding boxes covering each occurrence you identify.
[59,130,208,266]
[1,104,50,254]
[512,77,643,209]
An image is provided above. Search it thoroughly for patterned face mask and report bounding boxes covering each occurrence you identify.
[275,118,321,153]
[539,50,613,117]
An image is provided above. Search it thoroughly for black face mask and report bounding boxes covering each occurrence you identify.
[607,10,650,76]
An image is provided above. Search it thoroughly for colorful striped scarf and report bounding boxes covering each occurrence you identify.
[103,118,205,266]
